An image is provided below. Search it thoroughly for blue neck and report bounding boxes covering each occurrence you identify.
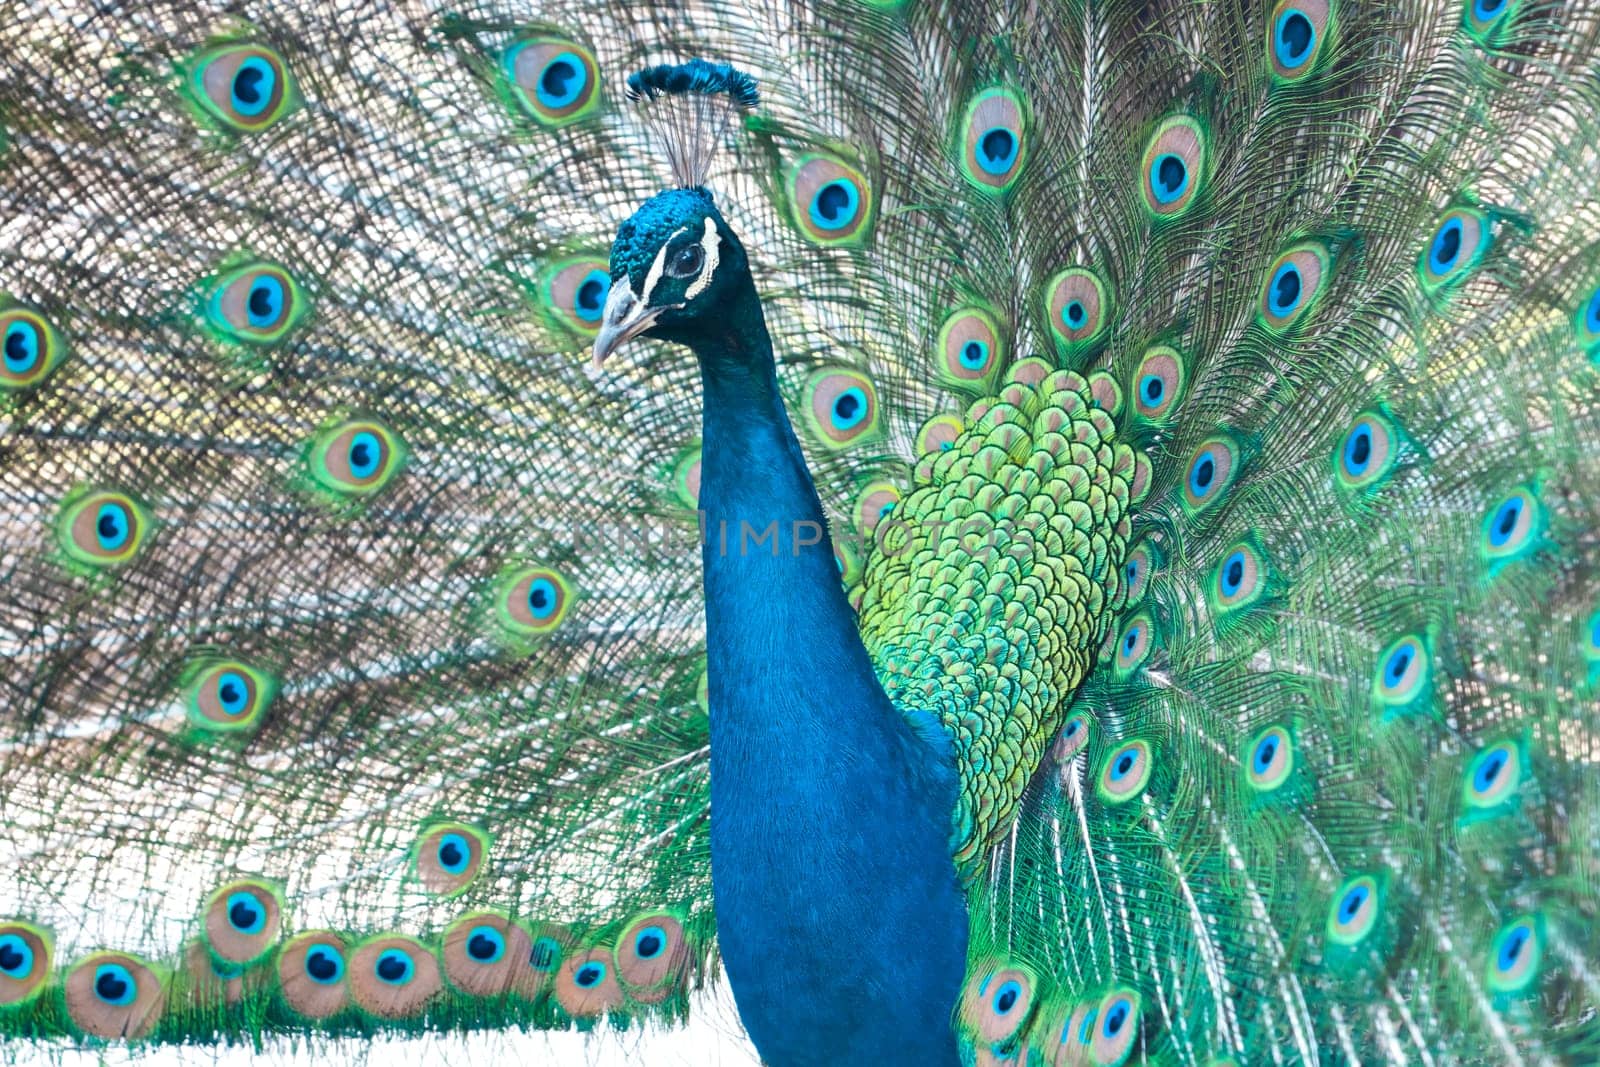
[690,280,968,1067]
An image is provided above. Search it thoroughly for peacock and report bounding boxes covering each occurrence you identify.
[2,0,1599,1064]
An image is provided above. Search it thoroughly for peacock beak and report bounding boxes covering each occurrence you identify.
[592,283,666,366]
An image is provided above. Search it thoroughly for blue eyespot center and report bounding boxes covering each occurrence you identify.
[575,962,605,987]
[1430,218,1464,274]
[437,833,470,874]
[305,945,343,983]
[1140,374,1164,405]
[977,127,1018,174]
[1269,263,1302,315]
[467,926,506,963]
[993,980,1020,1014]
[1344,424,1374,474]
[1123,627,1139,654]
[810,180,859,230]
[960,340,988,369]
[95,503,131,551]
[217,672,250,715]
[1275,10,1315,66]
[4,322,40,373]
[635,926,666,960]
[1254,735,1278,772]
[375,949,414,985]
[1151,153,1188,203]
[93,963,136,1005]
[348,431,381,479]
[1064,300,1087,328]
[1112,752,1135,779]
[1489,497,1523,547]
[1191,454,1216,494]
[1125,560,1139,584]
[1474,750,1507,793]
[574,270,609,323]
[1064,719,1080,737]
[1104,999,1129,1036]
[1475,0,1507,19]
[536,54,586,108]
[0,935,33,977]
[226,891,265,934]
[1340,885,1369,922]
[1498,926,1529,971]
[247,276,285,327]
[832,387,868,430]
[1222,552,1246,596]
[231,57,275,117]
[1585,289,1600,334]
[528,578,558,619]
[1386,647,1413,685]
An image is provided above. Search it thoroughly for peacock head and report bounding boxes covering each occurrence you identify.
[593,186,751,364]
[593,60,760,366]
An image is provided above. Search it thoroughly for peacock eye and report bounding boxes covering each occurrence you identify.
[668,243,704,279]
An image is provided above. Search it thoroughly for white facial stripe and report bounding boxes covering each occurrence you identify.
[683,218,721,301]
[639,225,689,306]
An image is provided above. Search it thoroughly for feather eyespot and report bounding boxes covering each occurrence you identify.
[916,414,964,456]
[185,660,275,733]
[1045,267,1111,351]
[203,262,308,346]
[1114,614,1153,673]
[1374,634,1429,710]
[671,441,702,509]
[1462,739,1524,814]
[442,912,540,997]
[853,481,902,539]
[1098,739,1153,803]
[1182,437,1239,511]
[1212,542,1266,612]
[960,88,1027,192]
[959,964,1034,1044]
[1268,1,1332,78]
[1245,725,1294,792]
[1,303,66,390]
[204,880,282,965]
[787,155,873,245]
[64,952,164,1038]
[1326,875,1382,946]
[307,419,405,497]
[805,368,880,448]
[1419,208,1491,292]
[555,947,623,1016]
[350,937,441,1018]
[1335,410,1398,491]
[183,43,299,132]
[501,38,601,126]
[1131,346,1184,421]
[1575,286,1600,354]
[540,256,611,337]
[1053,712,1092,762]
[413,823,489,896]
[1481,487,1543,567]
[1121,542,1154,604]
[1258,243,1329,330]
[0,923,51,1005]
[1486,914,1542,994]
[1141,117,1206,216]
[1090,989,1142,1066]
[278,933,349,1018]
[494,565,575,638]
[937,308,1006,392]
[617,912,689,1001]
[56,489,148,568]
[1464,0,1518,45]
